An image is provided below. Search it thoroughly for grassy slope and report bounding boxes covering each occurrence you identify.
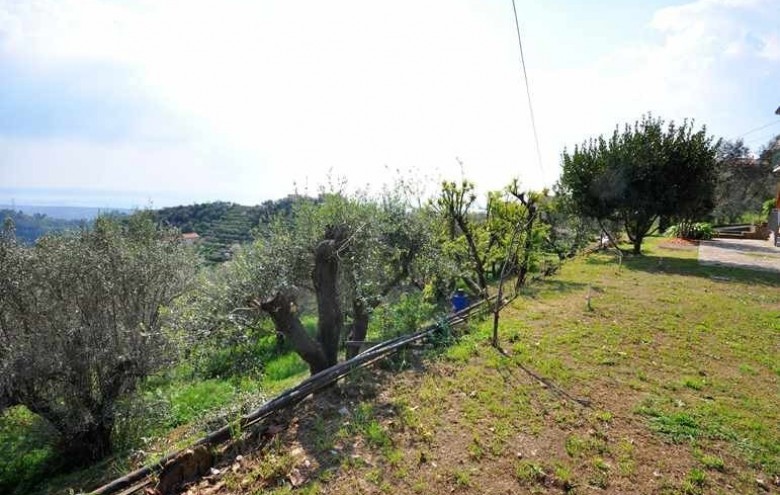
[192,238,779,495]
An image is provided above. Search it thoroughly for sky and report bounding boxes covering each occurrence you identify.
[0,0,778,208]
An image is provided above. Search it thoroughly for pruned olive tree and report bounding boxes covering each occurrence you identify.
[179,186,436,375]
[0,213,196,464]
[433,180,490,295]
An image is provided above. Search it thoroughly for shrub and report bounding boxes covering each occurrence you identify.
[667,222,714,240]
[369,292,436,340]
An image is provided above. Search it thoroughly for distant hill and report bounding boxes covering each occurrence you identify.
[1,198,310,259]
[0,205,132,221]
[154,196,306,262]
[0,209,88,244]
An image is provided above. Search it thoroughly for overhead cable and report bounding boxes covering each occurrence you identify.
[510,0,544,176]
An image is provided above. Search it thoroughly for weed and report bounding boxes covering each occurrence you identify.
[565,435,587,457]
[699,454,725,472]
[681,376,705,391]
[616,439,636,477]
[515,460,546,484]
[640,410,701,443]
[467,436,484,460]
[680,468,707,494]
[552,463,575,491]
[452,468,471,487]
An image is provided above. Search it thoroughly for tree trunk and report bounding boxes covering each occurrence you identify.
[632,234,644,255]
[456,217,488,294]
[56,421,113,467]
[260,292,328,374]
[346,299,369,359]
[313,236,343,368]
[516,208,538,289]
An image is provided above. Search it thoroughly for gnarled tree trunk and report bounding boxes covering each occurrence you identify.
[313,235,343,368]
[260,292,328,374]
[346,299,369,359]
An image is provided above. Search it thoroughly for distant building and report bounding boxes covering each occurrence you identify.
[181,232,201,245]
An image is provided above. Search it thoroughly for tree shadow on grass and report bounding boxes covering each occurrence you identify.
[521,279,590,298]
[622,254,780,288]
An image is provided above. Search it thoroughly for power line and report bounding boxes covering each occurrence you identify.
[510,0,544,176]
[737,119,780,138]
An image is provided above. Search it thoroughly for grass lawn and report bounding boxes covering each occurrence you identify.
[189,237,779,495]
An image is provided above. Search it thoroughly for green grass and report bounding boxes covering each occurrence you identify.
[0,407,57,494]
[263,352,309,381]
[310,236,780,494]
[167,379,238,426]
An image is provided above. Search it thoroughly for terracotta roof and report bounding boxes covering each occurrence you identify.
[181,232,200,240]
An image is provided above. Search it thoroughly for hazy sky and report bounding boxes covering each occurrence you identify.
[1,0,779,208]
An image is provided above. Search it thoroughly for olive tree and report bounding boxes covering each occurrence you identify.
[0,213,196,464]
[178,186,436,375]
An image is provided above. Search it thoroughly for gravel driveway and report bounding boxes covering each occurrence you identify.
[698,238,780,273]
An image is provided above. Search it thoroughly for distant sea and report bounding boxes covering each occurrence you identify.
[0,205,133,221]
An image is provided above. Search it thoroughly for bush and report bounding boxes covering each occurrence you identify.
[761,198,777,217]
[369,292,436,341]
[667,222,714,240]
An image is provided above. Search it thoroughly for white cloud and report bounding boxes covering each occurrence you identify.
[533,0,779,163]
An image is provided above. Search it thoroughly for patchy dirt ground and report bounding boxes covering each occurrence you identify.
[172,240,780,495]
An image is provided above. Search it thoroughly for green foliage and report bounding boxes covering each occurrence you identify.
[433,178,553,296]
[170,179,446,376]
[711,139,776,224]
[369,292,436,340]
[667,222,714,240]
[761,198,776,217]
[561,114,718,253]
[167,380,237,427]
[0,407,57,493]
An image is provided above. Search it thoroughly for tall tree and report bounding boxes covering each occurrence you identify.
[561,115,718,254]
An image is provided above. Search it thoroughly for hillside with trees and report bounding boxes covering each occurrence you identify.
[0,210,87,244]
[153,197,303,262]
